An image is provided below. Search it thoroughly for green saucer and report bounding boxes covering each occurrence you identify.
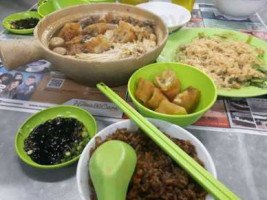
[38,0,90,17]
[15,105,97,169]
[2,11,41,34]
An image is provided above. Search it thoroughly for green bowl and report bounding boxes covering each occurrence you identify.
[2,11,41,34]
[15,105,97,169]
[128,63,217,127]
[38,0,90,18]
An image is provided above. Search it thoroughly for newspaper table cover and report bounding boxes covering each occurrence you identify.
[0,3,267,132]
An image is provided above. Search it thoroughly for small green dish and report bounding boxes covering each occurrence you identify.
[128,62,217,127]
[2,11,41,34]
[38,0,90,18]
[15,105,97,169]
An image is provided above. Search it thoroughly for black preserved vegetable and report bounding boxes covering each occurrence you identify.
[10,17,39,29]
[24,117,89,165]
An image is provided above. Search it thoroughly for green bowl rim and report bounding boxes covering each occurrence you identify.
[37,0,92,18]
[14,105,98,169]
[2,11,41,34]
[37,4,47,18]
[128,62,218,119]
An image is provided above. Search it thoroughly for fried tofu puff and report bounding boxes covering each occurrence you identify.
[145,88,167,110]
[113,21,136,43]
[65,35,83,45]
[83,23,117,37]
[155,99,187,115]
[135,78,155,104]
[58,23,82,41]
[173,87,201,113]
[154,69,181,101]
[83,35,111,53]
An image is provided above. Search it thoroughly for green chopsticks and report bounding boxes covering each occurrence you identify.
[97,83,240,200]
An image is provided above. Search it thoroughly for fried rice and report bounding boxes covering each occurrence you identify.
[176,33,266,89]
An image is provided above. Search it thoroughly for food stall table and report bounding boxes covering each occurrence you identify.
[0,0,267,200]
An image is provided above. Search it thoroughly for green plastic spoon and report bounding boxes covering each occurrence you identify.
[89,140,137,200]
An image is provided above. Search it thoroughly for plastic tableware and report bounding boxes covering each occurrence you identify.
[15,105,97,169]
[128,62,217,127]
[38,0,54,17]
[157,27,267,97]
[89,140,137,200]
[2,11,40,34]
[119,0,148,5]
[52,0,64,10]
[38,0,90,17]
[90,0,116,3]
[97,83,240,200]
[137,2,191,33]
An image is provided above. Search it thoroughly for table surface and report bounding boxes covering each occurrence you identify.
[1,1,267,200]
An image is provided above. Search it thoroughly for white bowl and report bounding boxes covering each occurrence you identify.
[137,2,191,33]
[77,118,217,200]
[215,0,267,19]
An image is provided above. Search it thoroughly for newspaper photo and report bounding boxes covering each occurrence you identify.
[194,99,230,128]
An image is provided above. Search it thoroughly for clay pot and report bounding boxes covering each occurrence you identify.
[0,3,168,87]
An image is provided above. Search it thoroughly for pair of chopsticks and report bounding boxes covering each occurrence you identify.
[97,83,240,200]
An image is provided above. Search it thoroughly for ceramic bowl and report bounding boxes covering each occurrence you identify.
[0,3,168,87]
[137,2,191,33]
[77,118,217,200]
[215,0,267,19]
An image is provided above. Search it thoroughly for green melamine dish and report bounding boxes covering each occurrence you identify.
[38,0,55,17]
[2,11,41,34]
[38,0,90,17]
[15,105,97,169]
[157,27,267,97]
[127,62,217,127]
[89,0,116,2]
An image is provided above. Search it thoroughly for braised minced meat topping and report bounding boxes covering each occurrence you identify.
[89,128,207,200]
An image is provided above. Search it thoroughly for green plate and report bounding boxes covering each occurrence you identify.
[15,105,97,169]
[2,11,40,34]
[157,27,267,97]
[38,0,90,18]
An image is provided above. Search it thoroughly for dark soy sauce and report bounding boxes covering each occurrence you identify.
[24,117,86,165]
